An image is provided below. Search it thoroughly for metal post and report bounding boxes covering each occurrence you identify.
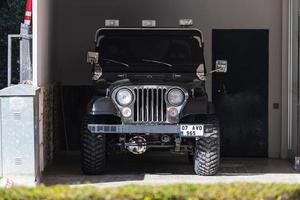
[20,23,33,83]
[7,34,32,87]
[7,36,12,87]
[287,0,300,170]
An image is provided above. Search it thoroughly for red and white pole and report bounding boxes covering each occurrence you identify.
[24,0,32,25]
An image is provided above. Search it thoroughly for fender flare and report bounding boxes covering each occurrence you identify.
[87,96,119,116]
[181,96,212,117]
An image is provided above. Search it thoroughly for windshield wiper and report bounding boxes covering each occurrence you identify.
[100,58,129,68]
[141,59,173,68]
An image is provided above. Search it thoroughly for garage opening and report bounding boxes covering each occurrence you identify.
[29,0,297,185]
[43,29,273,181]
[212,30,269,157]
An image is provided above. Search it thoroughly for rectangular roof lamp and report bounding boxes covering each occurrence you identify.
[142,20,156,27]
[179,19,193,27]
[105,19,120,27]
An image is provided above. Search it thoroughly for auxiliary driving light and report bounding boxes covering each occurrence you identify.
[168,107,179,118]
[122,107,132,118]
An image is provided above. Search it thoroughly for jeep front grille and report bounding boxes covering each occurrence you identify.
[133,86,167,123]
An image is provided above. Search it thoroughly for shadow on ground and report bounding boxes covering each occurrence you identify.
[41,151,296,186]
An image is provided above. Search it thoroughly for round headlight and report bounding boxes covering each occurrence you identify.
[116,89,133,106]
[167,88,185,106]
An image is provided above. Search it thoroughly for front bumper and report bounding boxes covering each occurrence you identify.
[87,124,215,136]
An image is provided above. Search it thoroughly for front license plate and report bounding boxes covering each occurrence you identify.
[180,125,204,137]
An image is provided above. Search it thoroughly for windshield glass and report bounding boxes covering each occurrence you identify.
[98,34,204,73]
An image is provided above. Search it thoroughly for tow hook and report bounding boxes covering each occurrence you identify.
[175,137,181,152]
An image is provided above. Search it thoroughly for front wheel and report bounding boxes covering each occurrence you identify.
[194,118,220,176]
[81,116,106,175]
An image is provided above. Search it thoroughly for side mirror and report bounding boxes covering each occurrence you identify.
[211,60,228,73]
[87,51,102,80]
[87,51,99,64]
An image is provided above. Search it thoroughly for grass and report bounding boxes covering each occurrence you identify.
[0,183,300,200]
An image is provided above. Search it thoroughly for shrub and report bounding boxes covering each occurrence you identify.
[0,0,26,89]
[0,183,300,200]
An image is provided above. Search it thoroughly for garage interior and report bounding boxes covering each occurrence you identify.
[29,0,300,184]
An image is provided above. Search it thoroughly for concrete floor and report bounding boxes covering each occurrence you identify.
[41,151,299,187]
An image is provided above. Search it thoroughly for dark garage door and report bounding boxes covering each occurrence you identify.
[212,29,269,157]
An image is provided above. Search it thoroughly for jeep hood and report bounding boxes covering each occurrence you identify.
[94,28,206,76]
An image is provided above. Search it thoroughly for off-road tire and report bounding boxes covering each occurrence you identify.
[81,116,106,175]
[194,117,220,176]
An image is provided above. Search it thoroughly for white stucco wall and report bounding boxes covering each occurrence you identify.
[33,0,53,86]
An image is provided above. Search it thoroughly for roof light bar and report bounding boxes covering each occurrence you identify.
[105,19,120,27]
[179,19,193,27]
[142,20,156,27]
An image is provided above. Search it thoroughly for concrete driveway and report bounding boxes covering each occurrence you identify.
[41,151,299,187]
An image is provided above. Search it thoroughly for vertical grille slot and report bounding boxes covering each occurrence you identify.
[146,88,149,121]
[134,88,138,121]
[162,89,167,121]
[133,86,167,123]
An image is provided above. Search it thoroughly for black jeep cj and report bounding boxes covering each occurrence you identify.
[83,28,227,176]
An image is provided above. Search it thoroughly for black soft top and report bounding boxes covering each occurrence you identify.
[94,28,204,44]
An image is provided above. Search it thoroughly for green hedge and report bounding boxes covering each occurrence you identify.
[0,183,300,200]
[0,0,26,88]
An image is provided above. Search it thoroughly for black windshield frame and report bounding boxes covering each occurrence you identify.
[95,28,205,73]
